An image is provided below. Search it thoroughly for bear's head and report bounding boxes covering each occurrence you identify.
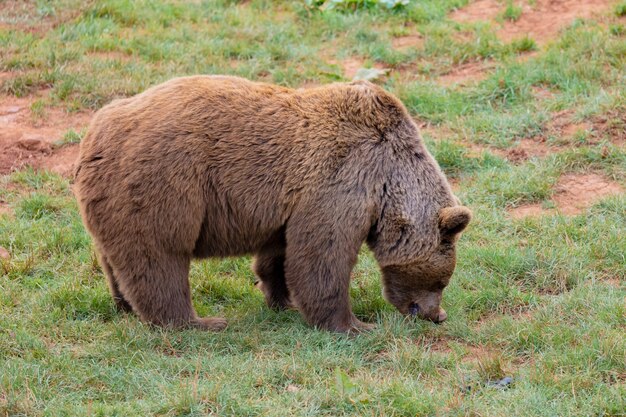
[379,206,471,323]
[338,80,472,324]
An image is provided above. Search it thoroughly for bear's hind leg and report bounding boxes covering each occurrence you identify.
[98,251,133,313]
[253,251,292,310]
[116,252,227,331]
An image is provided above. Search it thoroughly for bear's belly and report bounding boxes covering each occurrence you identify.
[191,208,285,259]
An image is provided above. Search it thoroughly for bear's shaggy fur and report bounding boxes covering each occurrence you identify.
[74,75,471,333]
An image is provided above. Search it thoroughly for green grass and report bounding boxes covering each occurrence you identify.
[54,128,86,148]
[1,0,625,416]
[499,1,523,22]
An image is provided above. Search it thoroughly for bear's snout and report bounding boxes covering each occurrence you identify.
[434,308,447,323]
[408,302,447,324]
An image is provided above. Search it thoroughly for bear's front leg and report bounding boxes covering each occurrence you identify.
[288,276,374,333]
[284,206,374,333]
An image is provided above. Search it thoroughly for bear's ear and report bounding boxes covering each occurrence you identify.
[439,206,472,236]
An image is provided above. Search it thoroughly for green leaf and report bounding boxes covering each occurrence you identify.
[334,367,358,396]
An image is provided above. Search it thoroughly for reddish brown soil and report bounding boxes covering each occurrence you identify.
[590,108,626,145]
[450,0,501,24]
[438,61,494,86]
[604,278,622,288]
[464,136,556,164]
[87,51,132,62]
[450,0,615,45]
[553,173,623,215]
[391,34,424,50]
[543,108,626,146]
[467,105,623,165]
[429,339,502,364]
[0,93,92,176]
[548,110,591,140]
[506,138,557,162]
[0,246,10,259]
[531,86,554,99]
[340,58,366,80]
[331,57,389,80]
[285,384,300,393]
[509,173,623,218]
[0,0,84,35]
[509,202,550,218]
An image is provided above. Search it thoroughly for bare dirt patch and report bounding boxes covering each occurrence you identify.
[531,86,554,100]
[450,0,615,45]
[0,72,13,83]
[548,110,593,141]
[0,246,10,260]
[553,173,623,215]
[0,0,85,35]
[429,339,503,364]
[438,61,494,86]
[506,137,558,162]
[87,51,132,62]
[590,108,626,145]
[0,93,92,176]
[450,0,502,23]
[510,173,623,218]
[516,50,540,63]
[509,202,552,219]
[536,108,625,146]
[331,57,389,80]
[465,137,556,164]
[38,144,82,176]
[391,34,424,50]
[602,277,623,288]
[336,57,365,80]
[498,107,626,150]
[561,121,593,137]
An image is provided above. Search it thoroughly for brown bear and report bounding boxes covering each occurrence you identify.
[73,75,471,333]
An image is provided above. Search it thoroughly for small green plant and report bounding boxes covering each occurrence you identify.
[304,0,408,11]
[30,99,46,119]
[2,75,42,97]
[378,0,409,8]
[615,2,626,16]
[609,24,625,36]
[55,128,86,148]
[500,1,523,22]
[53,77,77,101]
[477,355,506,381]
[335,368,370,404]
[508,36,537,53]
[17,193,64,220]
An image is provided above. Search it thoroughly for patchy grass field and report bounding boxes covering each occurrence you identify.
[1,0,625,415]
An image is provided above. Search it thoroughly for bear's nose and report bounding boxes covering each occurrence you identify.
[434,308,447,324]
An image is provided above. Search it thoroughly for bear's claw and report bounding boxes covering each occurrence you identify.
[191,317,228,331]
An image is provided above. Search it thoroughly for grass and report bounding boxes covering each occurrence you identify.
[1,0,625,416]
[54,128,86,148]
[499,1,523,22]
